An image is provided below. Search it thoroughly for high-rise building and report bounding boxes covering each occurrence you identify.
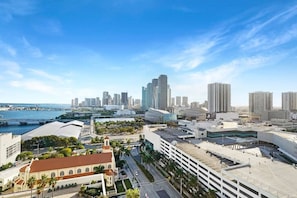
[113,94,121,105]
[152,78,158,108]
[171,97,175,107]
[102,91,109,106]
[158,74,168,110]
[249,91,273,120]
[142,87,147,110]
[121,92,128,108]
[176,96,182,106]
[208,83,231,113]
[182,96,189,107]
[96,97,101,107]
[142,74,169,110]
[167,85,171,108]
[282,92,297,112]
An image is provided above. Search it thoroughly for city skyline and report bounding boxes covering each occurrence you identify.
[1,1,297,106]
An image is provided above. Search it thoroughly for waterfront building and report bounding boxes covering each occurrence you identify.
[282,92,297,112]
[249,91,273,120]
[0,133,21,166]
[208,83,231,113]
[152,78,158,109]
[21,120,84,141]
[14,137,116,194]
[144,125,297,198]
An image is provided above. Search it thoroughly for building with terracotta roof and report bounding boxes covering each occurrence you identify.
[14,137,116,193]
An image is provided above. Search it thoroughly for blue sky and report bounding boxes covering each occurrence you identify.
[1,0,297,107]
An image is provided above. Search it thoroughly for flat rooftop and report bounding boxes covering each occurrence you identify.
[154,128,297,197]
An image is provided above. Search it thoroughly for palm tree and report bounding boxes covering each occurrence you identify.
[94,165,105,174]
[27,176,36,198]
[49,177,57,197]
[175,167,184,194]
[39,174,48,198]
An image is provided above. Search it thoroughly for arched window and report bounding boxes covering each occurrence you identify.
[85,167,90,172]
[51,172,56,178]
[77,169,81,174]
[69,170,73,175]
[60,171,64,176]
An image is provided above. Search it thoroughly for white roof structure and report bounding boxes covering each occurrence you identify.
[22,120,84,140]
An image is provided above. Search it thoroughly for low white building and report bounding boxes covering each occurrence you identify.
[21,120,84,141]
[144,125,297,198]
[145,108,177,123]
[0,166,19,191]
[0,133,21,166]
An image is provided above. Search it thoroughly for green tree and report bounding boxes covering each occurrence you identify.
[49,177,57,197]
[126,188,140,198]
[205,189,217,198]
[175,167,184,194]
[27,176,36,198]
[94,165,105,174]
[60,147,72,157]
[39,174,48,198]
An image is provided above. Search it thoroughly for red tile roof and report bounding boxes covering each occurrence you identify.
[104,169,114,176]
[20,153,112,173]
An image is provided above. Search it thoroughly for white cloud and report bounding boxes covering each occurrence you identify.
[0,0,36,22]
[22,37,43,58]
[172,55,273,102]
[27,68,64,83]
[238,5,297,51]
[10,79,55,94]
[0,41,16,56]
[0,60,22,78]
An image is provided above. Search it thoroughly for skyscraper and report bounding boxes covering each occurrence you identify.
[102,91,109,106]
[121,92,128,108]
[282,92,297,112]
[113,94,121,105]
[158,74,168,110]
[176,96,181,106]
[208,83,231,113]
[141,75,169,110]
[182,96,189,107]
[249,91,273,120]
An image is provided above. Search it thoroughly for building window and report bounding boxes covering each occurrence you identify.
[51,172,55,178]
[69,170,73,175]
[85,168,89,172]
[108,164,111,169]
[77,169,81,174]
[60,171,64,176]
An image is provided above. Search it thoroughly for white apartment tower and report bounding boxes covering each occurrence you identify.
[249,91,273,120]
[208,83,231,113]
[176,96,181,106]
[0,133,21,166]
[282,92,297,112]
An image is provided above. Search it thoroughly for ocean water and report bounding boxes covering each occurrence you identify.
[0,103,70,135]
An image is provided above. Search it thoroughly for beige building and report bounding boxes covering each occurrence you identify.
[14,137,116,192]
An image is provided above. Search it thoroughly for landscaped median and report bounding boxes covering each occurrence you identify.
[132,156,154,182]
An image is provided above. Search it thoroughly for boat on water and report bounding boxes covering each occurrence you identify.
[0,107,10,111]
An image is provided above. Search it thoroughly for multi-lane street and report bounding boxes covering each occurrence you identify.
[124,148,181,198]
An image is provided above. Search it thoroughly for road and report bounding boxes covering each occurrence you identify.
[124,148,181,198]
